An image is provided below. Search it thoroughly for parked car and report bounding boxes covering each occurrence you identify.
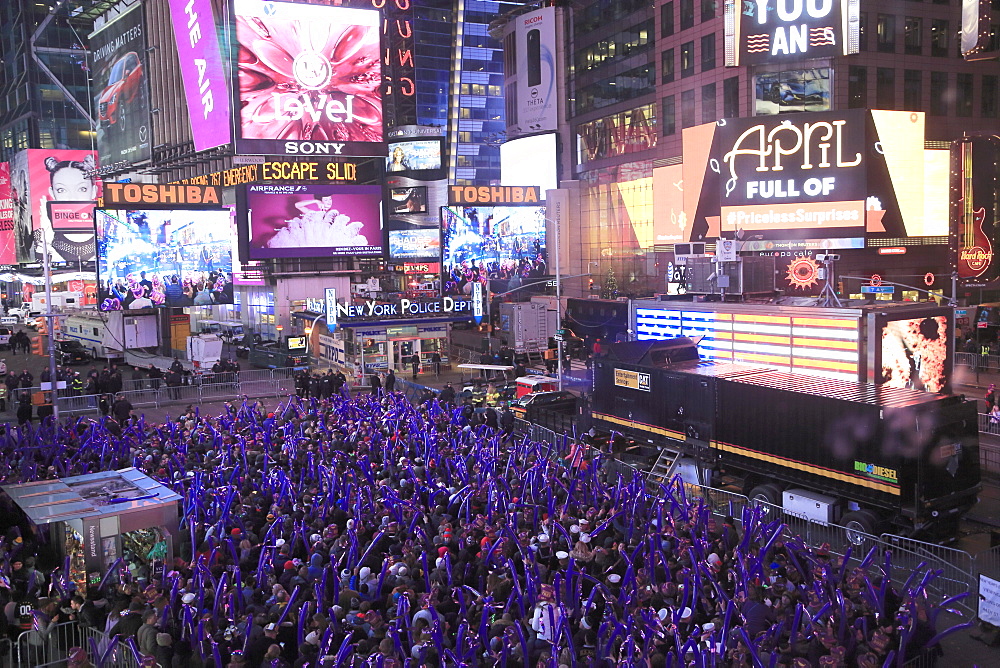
[56,339,94,365]
[98,51,144,132]
[0,327,10,349]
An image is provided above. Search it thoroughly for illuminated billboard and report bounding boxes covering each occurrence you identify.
[233,0,383,157]
[0,163,14,265]
[389,187,427,215]
[878,315,951,394]
[953,136,1000,284]
[754,68,830,116]
[500,133,558,193]
[388,228,440,260]
[513,6,558,134]
[10,149,100,264]
[725,0,860,66]
[244,184,383,258]
[441,205,547,295]
[386,139,442,172]
[96,208,234,311]
[89,4,152,168]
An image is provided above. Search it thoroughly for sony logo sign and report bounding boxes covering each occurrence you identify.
[283,142,348,155]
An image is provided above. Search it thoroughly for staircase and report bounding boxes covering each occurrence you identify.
[645,445,684,492]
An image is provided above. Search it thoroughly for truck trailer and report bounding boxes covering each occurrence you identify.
[590,338,981,541]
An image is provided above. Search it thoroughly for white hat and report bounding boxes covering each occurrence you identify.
[275,539,286,547]
[537,534,549,543]
[580,533,591,543]
[305,631,319,645]
[570,525,580,534]
[556,550,569,560]
[607,574,622,584]
[707,553,722,566]
[265,623,277,632]
[181,593,195,605]
[359,567,371,580]
[657,608,669,621]
[397,566,407,576]
[702,622,715,633]
[310,533,322,543]
[340,569,351,579]
[346,519,355,529]
[435,557,445,569]
[680,607,692,620]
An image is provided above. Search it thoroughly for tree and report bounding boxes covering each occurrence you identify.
[601,265,618,300]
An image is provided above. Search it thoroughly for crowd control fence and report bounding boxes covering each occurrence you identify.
[10,620,141,668]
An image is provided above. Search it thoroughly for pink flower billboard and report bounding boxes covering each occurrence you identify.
[233,0,383,157]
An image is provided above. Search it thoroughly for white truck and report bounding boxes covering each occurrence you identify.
[62,311,158,360]
[31,291,84,313]
[186,334,224,371]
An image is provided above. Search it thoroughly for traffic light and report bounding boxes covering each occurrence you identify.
[31,337,44,355]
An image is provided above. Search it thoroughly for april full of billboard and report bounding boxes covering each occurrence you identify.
[725,0,860,66]
[514,6,557,134]
[10,149,100,264]
[89,4,152,168]
[96,208,234,311]
[233,0,383,157]
[244,184,383,258]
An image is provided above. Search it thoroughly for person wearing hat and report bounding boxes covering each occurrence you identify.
[246,622,279,668]
[153,632,174,668]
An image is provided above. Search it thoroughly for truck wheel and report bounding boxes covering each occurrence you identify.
[841,510,878,546]
[748,483,782,513]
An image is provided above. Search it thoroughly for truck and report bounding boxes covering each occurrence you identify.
[186,334,224,371]
[61,311,157,360]
[31,291,84,313]
[586,337,981,542]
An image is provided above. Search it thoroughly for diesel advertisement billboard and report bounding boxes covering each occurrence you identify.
[725,0,860,66]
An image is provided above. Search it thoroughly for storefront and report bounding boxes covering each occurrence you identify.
[1,468,181,591]
[314,294,480,375]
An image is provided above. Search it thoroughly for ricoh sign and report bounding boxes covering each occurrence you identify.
[725,0,860,66]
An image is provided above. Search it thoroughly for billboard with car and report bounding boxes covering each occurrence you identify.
[89,4,152,167]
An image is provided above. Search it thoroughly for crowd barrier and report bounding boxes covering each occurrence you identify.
[10,620,140,668]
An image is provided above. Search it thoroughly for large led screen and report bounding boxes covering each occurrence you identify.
[389,228,439,260]
[754,69,830,116]
[233,0,383,157]
[96,208,234,311]
[500,133,558,193]
[879,315,951,393]
[389,187,428,214]
[89,3,152,167]
[386,140,442,172]
[0,163,15,265]
[245,184,382,258]
[441,205,547,295]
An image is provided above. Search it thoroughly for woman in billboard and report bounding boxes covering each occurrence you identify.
[13,167,32,263]
[41,154,99,263]
[387,146,409,172]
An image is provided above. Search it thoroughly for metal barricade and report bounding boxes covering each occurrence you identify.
[975,543,1000,582]
[880,534,977,602]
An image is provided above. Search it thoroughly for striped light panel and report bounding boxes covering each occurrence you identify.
[635,308,860,381]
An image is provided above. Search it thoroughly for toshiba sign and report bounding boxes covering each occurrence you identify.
[725,0,860,66]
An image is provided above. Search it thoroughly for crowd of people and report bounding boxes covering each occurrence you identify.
[0,389,969,667]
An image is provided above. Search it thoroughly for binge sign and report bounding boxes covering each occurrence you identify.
[725,0,859,66]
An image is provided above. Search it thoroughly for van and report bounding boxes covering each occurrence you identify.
[0,327,11,348]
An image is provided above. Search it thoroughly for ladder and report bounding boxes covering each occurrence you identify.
[645,445,683,493]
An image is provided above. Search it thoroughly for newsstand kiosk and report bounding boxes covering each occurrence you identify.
[1,468,181,591]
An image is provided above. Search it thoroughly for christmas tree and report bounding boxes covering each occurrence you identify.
[601,265,618,299]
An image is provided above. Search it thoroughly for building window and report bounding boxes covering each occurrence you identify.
[723,76,739,117]
[848,66,867,108]
[877,14,896,52]
[662,95,676,135]
[701,0,716,22]
[681,41,694,77]
[661,2,674,37]
[701,83,716,123]
[904,17,922,54]
[859,13,868,50]
[931,20,949,56]
[876,68,895,109]
[701,33,716,71]
[990,23,1000,51]
[903,70,922,111]
[662,49,675,83]
[681,89,695,128]
[957,73,973,117]
[680,0,694,30]
[983,75,998,118]
[930,72,948,115]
